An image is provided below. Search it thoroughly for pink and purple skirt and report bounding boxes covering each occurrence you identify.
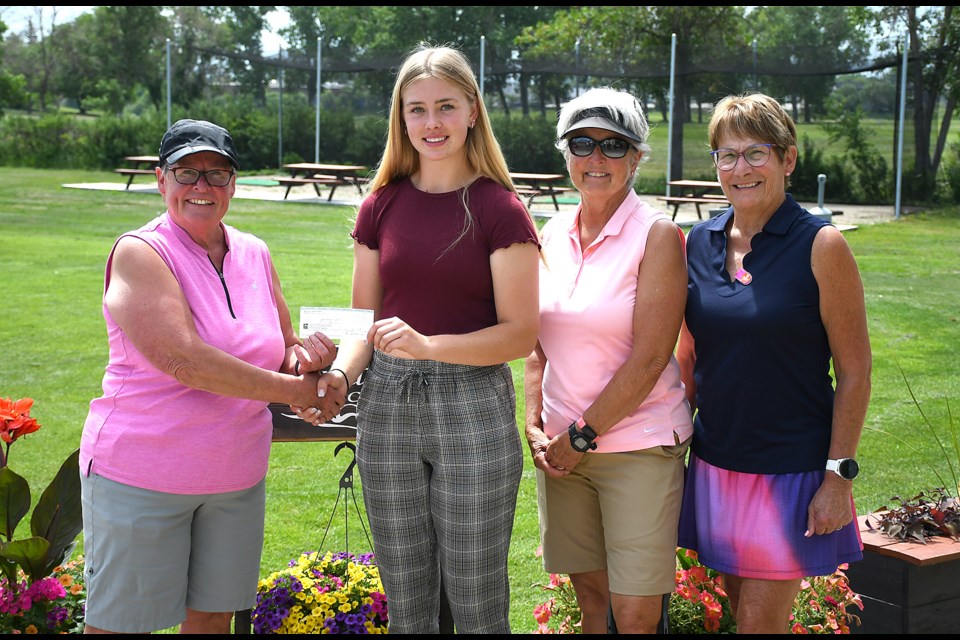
[677,453,863,580]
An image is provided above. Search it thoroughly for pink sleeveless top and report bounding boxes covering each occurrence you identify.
[538,190,693,452]
[81,213,284,493]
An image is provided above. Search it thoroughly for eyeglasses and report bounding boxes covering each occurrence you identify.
[168,167,235,187]
[710,143,777,171]
[567,136,633,159]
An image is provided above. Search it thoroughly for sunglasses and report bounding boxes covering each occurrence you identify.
[168,167,235,187]
[567,136,633,159]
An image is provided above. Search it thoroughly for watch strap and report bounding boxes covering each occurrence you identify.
[826,458,858,480]
[575,416,599,441]
[568,422,598,452]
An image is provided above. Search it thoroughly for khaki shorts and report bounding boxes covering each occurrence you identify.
[81,473,266,633]
[536,436,690,596]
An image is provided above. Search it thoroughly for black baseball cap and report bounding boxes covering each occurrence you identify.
[159,119,240,169]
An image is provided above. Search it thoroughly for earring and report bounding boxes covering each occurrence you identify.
[403,126,407,135]
[469,119,475,128]
[785,171,791,176]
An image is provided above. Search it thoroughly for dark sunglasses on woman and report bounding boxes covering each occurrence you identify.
[567,136,633,159]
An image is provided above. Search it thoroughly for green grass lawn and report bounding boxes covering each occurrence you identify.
[1,167,958,633]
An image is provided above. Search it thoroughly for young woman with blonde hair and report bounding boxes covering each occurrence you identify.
[311,44,540,633]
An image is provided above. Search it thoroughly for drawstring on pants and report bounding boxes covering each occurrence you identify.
[398,369,429,404]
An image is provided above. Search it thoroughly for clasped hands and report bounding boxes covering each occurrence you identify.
[290,332,346,426]
[528,428,581,478]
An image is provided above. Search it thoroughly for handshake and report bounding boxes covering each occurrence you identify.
[289,330,350,426]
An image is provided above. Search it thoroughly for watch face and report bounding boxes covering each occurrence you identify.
[839,458,859,480]
[568,423,597,452]
[571,434,589,452]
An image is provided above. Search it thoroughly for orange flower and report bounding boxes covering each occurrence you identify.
[0,397,42,446]
[0,397,33,420]
[704,615,720,632]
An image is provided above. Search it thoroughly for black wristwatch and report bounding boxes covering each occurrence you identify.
[826,458,859,481]
[568,417,599,453]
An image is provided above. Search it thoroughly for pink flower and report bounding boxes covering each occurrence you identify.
[548,573,566,588]
[533,602,553,624]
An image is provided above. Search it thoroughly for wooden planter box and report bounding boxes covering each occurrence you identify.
[845,514,960,634]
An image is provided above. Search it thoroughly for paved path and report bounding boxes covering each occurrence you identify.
[552,193,914,230]
[64,179,919,229]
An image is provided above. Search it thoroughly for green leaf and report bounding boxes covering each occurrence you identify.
[0,556,19,585]
[31,448,83,576]
[0,466,31,540]
[0,536,50,582]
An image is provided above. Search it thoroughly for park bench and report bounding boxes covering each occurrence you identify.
[516,185,576,211]
[113,168,156,190]
[657,195,729,221]
[277,175,349,201]
[276,175,371,201]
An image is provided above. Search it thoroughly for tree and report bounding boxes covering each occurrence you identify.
[87,6,167,113]
[50,15,101,113]
[277,5,559,119]
[8,7,59,112]
[749,6,872,123]
[519,6,745,180]
[220,6,274,106]
[164,7,242,108]
[871,6,958,190]
[0,18,29,114]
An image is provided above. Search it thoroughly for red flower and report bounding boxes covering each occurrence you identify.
[0,397,42,448]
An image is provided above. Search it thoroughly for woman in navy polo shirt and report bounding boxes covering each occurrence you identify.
[676,93,872,633]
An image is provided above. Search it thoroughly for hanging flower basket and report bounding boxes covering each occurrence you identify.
[252,550,388,634]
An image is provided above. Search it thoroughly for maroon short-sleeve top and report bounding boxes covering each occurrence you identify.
[352,177,539,336]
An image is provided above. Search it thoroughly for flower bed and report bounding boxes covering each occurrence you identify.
[252,550,388,634]
[1,396,85,634]
[532,547,863,634]
[0,556,86,634]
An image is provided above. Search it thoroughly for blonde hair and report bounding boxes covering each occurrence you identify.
[708,93,797,188]
[368,44,517,196]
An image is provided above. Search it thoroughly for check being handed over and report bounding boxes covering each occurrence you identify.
[299,307,374,342]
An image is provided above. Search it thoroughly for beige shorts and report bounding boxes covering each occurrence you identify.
[536,436,690,596]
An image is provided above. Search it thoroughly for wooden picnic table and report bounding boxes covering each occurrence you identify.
[660,179,729,221]
[280,162,369,201]
[115,155,160,189]
[510,172,572,211]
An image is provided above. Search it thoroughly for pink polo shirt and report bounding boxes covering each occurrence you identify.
[538,190,693,452]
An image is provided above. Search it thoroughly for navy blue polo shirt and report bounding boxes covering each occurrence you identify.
[684,195,834,474]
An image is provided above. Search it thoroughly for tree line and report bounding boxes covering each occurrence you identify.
[1,6,957,198]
